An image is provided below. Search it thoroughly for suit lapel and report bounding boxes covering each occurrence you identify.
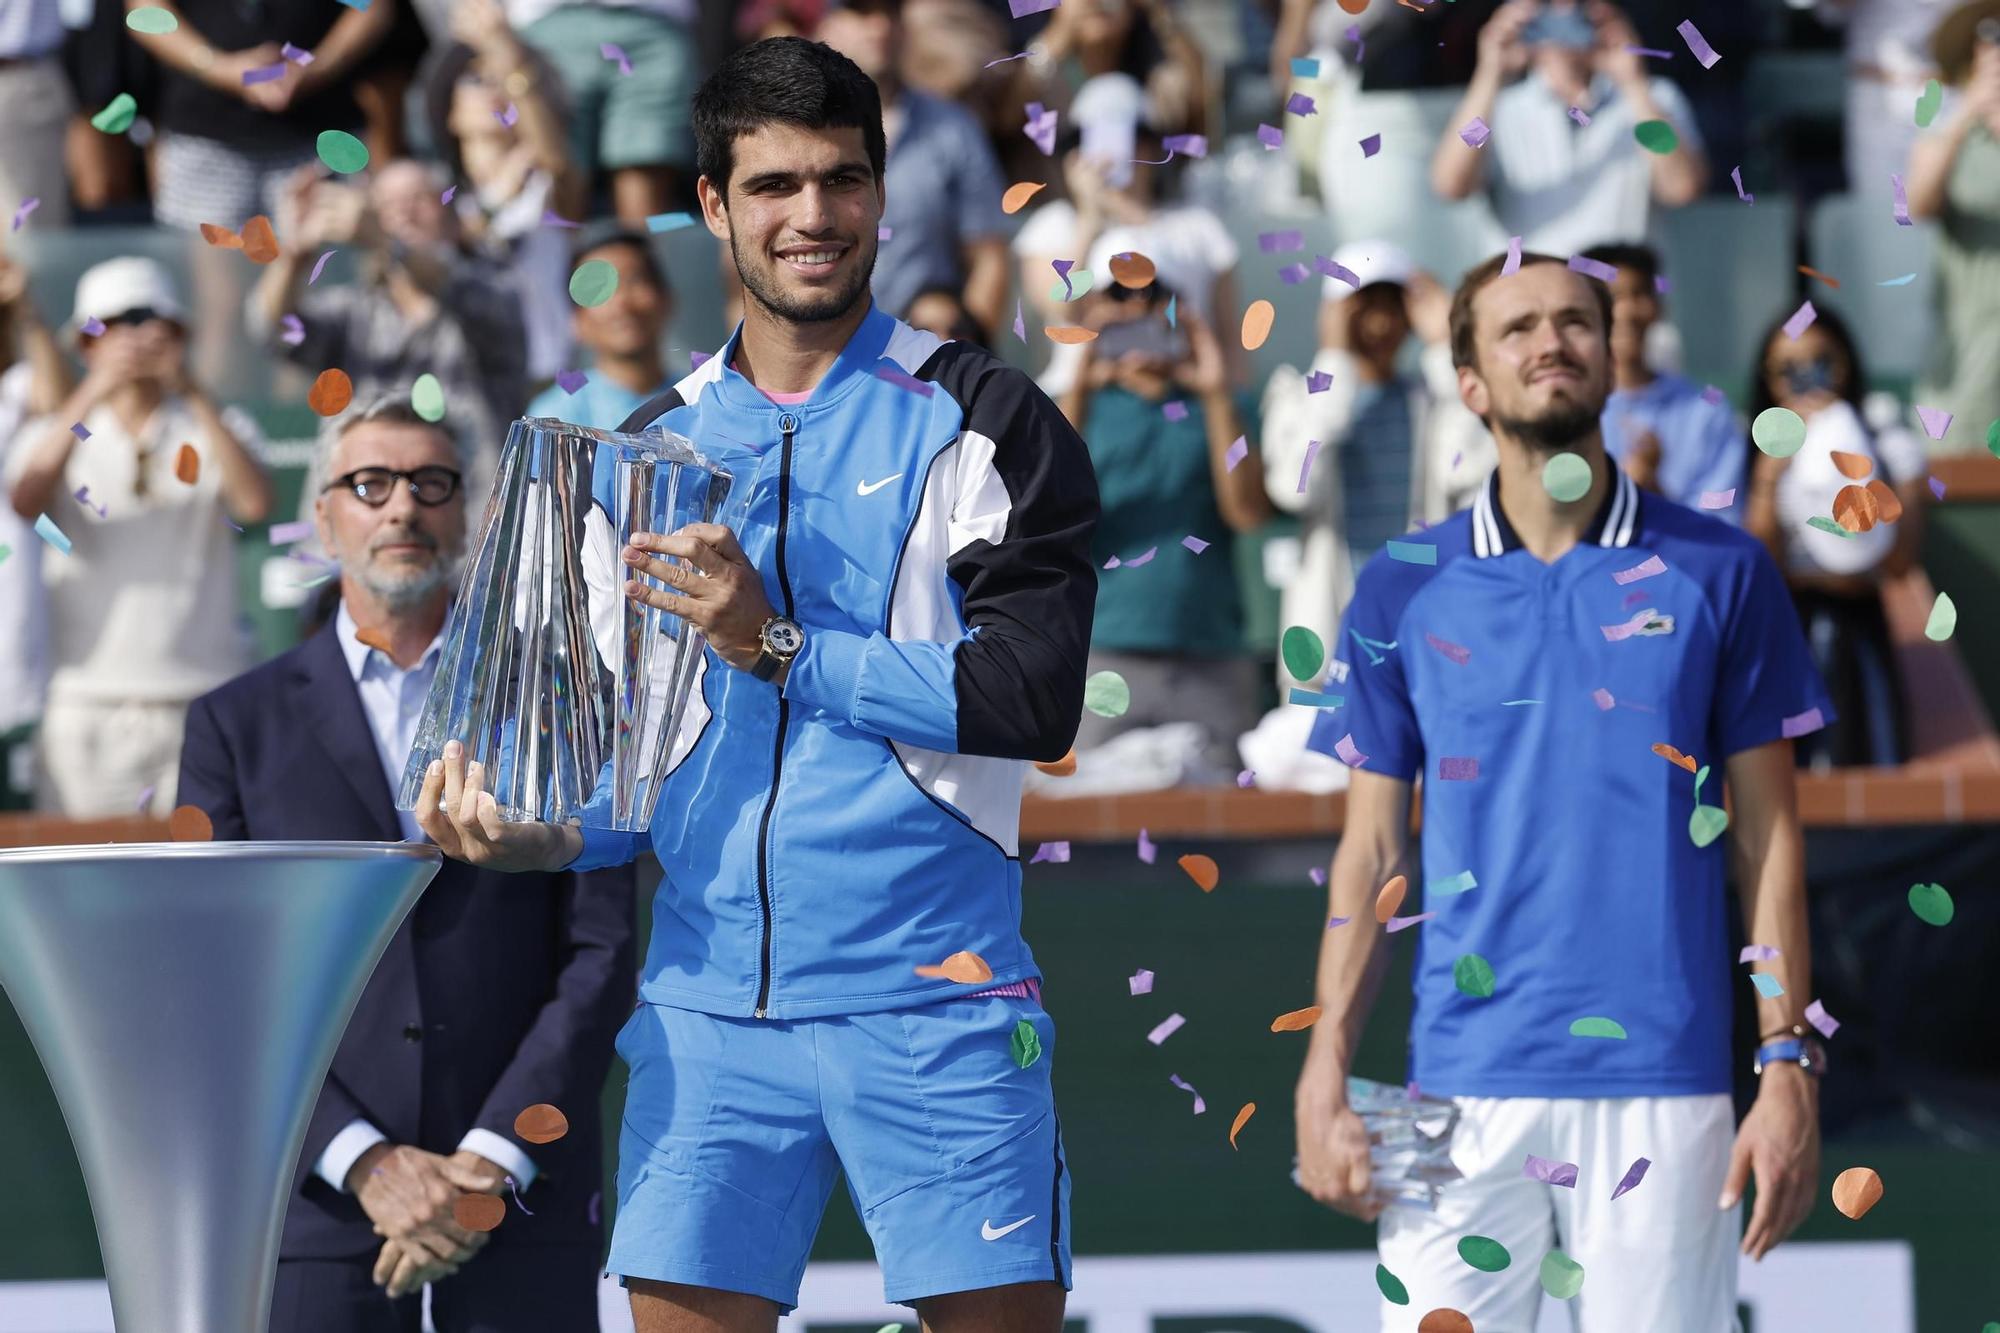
[293,622,404,840]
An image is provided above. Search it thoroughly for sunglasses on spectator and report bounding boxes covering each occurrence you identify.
[322,466,463,507]
[97,307,179,329]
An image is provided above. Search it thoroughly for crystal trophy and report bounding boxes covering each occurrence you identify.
[1292,1076,1464,1211]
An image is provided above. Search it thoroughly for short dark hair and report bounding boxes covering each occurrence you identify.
[1580,241,1661,290]
[572,223,671,294]
[692,36,886,193]
[1449,250,1614,370]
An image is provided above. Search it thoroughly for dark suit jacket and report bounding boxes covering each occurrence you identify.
[177,620,638,1261]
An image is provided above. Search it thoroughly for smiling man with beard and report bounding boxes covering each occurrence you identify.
[1290,254,1832,1330]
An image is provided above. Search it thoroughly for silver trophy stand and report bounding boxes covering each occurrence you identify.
[0,841,442,1333]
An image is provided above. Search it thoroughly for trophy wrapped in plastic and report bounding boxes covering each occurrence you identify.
[1292,1077,1463,1211]
[396,417,736,831]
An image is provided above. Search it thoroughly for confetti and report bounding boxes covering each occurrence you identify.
[1907,881,1953,926]
[1012,300,1025,343]
[7,197,36,232]
[280,314,306,346]
[1569,1016,1627,1040]
[1523,1154,1578,1187]
[1740,944,1782,963]
[541,209,578,229]
[1136,829,1156,864]
[1782,299,1817,340]
[1044,325,1097,344]
[1168,1073,1205,1114]
[1611,1156,1651,1199]
[1023,102,1057,155]
[1229,1102,1255,1149]
[1543,451,1592,501]
[1374,875,1407,923]
[1240,300,1275,350]
[1540,1250,1586,1299]
[1326,732,1370,768]
[316,129,370,174]
[173,443,200,485]
[1287,688,1345,708]
[168,804,214,841]
[1257,123,1285,149]
[1346,24,1364,60]
[90,94,138,135]
[1109,251,1156,287]
[914,950,994,983]
[1028,841,1070,864]
[1689,804,1729,847]
[1652,743,1697,773]
[1458,1235,1511,1272]
[1805,998,1840,1038]
[34,513,71,554]
[1438,756,1479,781]
[1291,56,1321,78]
[1613,553,1666,584]
[1676,18,1720,67]
[1501,235,1522,276]
[1915,78,1943,128]
[1625,44,1673,59]
[644,211,697,234]
[1386,912,1435,933]
[1259,229,1305,254]
[308,368,354,416]
[125,6,178,31]
[1891,173,1912,226]
[0,544,10,566]
[1316,256,1358,288]
[1385,540,1437,565]
[1915,405,1953,440]
[1458,117,1489,148]
[268,520,313,546]
[1567,255,1618,283]
[1161,133,1208,159]
[1834,483,1879,533]
[1418,1312,1473,1333]
[1083,670,1130,718]
[1924,591,1956,642]
[599,41,632,75]
[80,316,106,337]
[1270,1006,1322,1033]
[1008,0,1058,15]
[1178,853,1219,893]
[200,221,245,251]
[569,258,619,307]
[1568,105,1592,127]
[555,369,588,394]
[1931,476,1947,498]
[307,249,337,284]
[1376,1264,1410,1305]
[587,1190,600,1225]
[410,374,446,423]
[1429,869,1477,897]
[873,365,935,397]
[1634,120,1679,153]
[1360,133,1381,157]
[1752,406,1806,456]
[281,42,312,64]
[1287,92,1318,117]
[1425,632,1470,666]
[1453,954,1496,998]
[514,1104,568,1143]
[1750,973,1785,998]
[1224,435,1249,471]
[1592,688,1616,710]
[1180,535,1209,554]
[1011,1018,1042,1068]
[1129,968,1154,995]
[1879,272,1917,287]
[454,1194,506,1232]
[1831,1167,1884,1220]
[243,62,288,85]
[1147,1013,1186,1045]
[441,184,457,205]
[1868,478,1904,523]
[1032,749,1076,777]
[1161,400,1189,423]
[1830,449,1873,479]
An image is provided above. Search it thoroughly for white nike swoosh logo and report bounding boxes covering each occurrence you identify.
[981,1215,1035,1241]
[857,472,904,496]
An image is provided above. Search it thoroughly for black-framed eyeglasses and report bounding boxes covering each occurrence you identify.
[322,466,463,507]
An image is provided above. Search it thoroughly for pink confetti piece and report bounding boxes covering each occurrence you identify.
[877,225,893,241]
[1306,371,1332,394]
[309,249,336,284]
[1780,706,1825,739]
[1611,1156,1651,1199]
[1386,912,1435,933]
[1167,1073,1206,1114]
[1162,400,1189,422]
[1613,553,1666,584]
[1782,299,1817,340]
[1438,756,1479,781]
[1569,254,1618,283]
[1929,476,1946,500]
[1805,998,1839,1038]
[1287,92,1318,117]
[1458,117,1490,148]
[1425,632,1471,665]
[1129,969,1155,996]
[280,314,306,346]
[1739,944,1781,962]
[1568,105,1592,127]
[1137,827,1157,864]
[555,369,588,394]
[1257,123,1284,150]
[1360,133,1381,158]
[10,197,39,231]
[1013,299,1025,344]
[1277,262,1312,285]
[1676,19,1720,67]
[242,62,288,85]
[873,365,936,397]
[1181,535,1211,554]
[1029,840,1070,864]
[1592,687,1616,710]
[1523,1154,1579,1187]
[1225,436,1248,471]
[598,42,632,75]
[1730,165,1754,205]
[1890,173,1912,226]
[80,316,106,337]
[1915,405,1952,440]
[1236,769,1256,788]
[1148,1013,1186,1046]
[281,41,313,64]
[1333,733,1368,767]
[1023,102,1057,156]
[1600,608,1663,641]
[1162,134,1208,159]
[1009,0,1058,15]
[1310,866,1326,886]
[268,519,314,545]
[1501,235,1522,276]
[1697,488,1736,509]
[1259,229,1304,253]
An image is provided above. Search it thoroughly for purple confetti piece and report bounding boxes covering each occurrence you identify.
[1277,262,1312,285]
[1009,0,1059,14]
[1225,436,1248,471]
[1326,915,1350,929]
[1891,173,1912,226]
[877,225,893,241]
[1347,24,1365,61]
[1676,19,1721,68]
[505,1174,535,1215]
[281,42,314,65]
[11,197,39,231]
[1051,257,1075,300]
[983,50,1031,68]
[309,249,336,284]
[1782,299,1817,340]
[1592,687,1616,710]
[1148,1013,1186,1046]
[1129,968,1155,996]
[280,314,305,346]
[1162,400,1189,422]
[1731,165,1754,205]
[1739,944,1781,962]
[1236,769,1256,788]
[555,369,588,394]
[1655,274,1673,294]
[1168,1073,1206,1115]
[1257,123,1285,150]
[689,350,711,369]
[1333,733,1368,767]
[1915,405,1953,440]
[587,1190,601,1225]
[1318,256,1360,288]
[1118,546,1158,568]
[440,184,457,206]
[1024,103,1058,156]
[1029,840,1071,864]
[222,514,243,534]
[1137,827,1157,864]
[1181,535,1211,554]
[1296,439,1322,493]
[1012,299,1026,344]
[72,486,104,518]
[135,784,155,811]
[1698,488,1735,510]
[1306,371,1332,394]
[1259,229,1305,254]
[496,102,519,128]
[542,209,578,229]
[1611,1156,1651,1200]
[1359,133,1382,158]
[80,316,106,337]
[1805,998,1840,1039]
[1624,45,1673,59]
[1568,105,1592,127]
[268,519,314,545]
[1568,254,1619,283]
[1425,632,1471,665]
[1780,706,1825,739]
[1612,553,1666,584]
[1700,384,1726,406]
[1929,476,1947,500]
[1498,236,1523,278]
[874,365,936,397]
[1103,555,1121,570]
[242,62,288,85]
[1386,912,1435,933]
[598,42,632,75]
[1310,866,1327,886]
[1458,117,1490,149]
[1523,1154,1580,1188]
[1162,134,1208,159]
[1287,92,1318,117]
[70,422,90,441]
[1438,756,1479,781]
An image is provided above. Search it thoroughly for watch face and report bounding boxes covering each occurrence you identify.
[766,620,804,655]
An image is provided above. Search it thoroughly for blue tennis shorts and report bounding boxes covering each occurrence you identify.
[604,992,1072,1312]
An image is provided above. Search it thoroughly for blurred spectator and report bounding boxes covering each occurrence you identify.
[424,0,587,382]
[61,0,155,218]
[904,284,990,347]
[1431,0,1707,256]
[1014,108,1241,396]
[0,250,70,810]
[251,159,529,508]
[0,0,72,230]
[525,226,674,429]
[1583,241,1747,515]
[501,0,698,220]
[3,257,273,817]
[1817,0,1956,193]
[1259,241,1489,696]
[1907,5,2000,456]
[1057,283,1270,785]
[1744,305,1925,770]
[816,0,1011,334]
[1028,0,1209,145]
[351,0,432,164]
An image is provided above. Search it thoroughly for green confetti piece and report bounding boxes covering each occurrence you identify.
[1542,451,1591,502]
[1281,626,1326,682]
[125,6,179,32]
[1924,591,1956,642]
[1458,1234,1511,1271]
[1633,119,1678,154]
[1689,804,1729,848]
[569,258,620,307]
[1752,406,1806,457]
[410,373,446,422]
[1907,882,1954,927]
[1083,670,1130,718]
[1805,515,1854,539]
[1980,1323,1998,1333]
[1047,269,1095,303]
[90,93,138,135]
[1010,1018,1042,1068]
[316,129,370,174]
[1693,763,1711,800]
[1987,418,2000,459]
[1375,1263,1410,1305]
[1452,953,1496,999]
[1569,1016,1627,1040]
[875,1325,906,1333]
[1914,78,1943,129]
[0,543,10,567]
[1540,1250,1585,1300]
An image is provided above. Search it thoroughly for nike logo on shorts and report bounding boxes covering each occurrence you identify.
[857,473,904,496]
[981,1215,1035,1241]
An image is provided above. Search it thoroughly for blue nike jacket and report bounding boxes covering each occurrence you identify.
[566,304,1100,1018]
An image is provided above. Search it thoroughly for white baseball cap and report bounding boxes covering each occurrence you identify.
[69,256,186,336]
[1321,239,1417,303]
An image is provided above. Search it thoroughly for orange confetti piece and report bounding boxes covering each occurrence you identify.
[1108,251,1157,288]
[1337,0,1371,12]
[1374,874,1407,923]
[308,368,354,416]
[1044,325,1098,344]
[1000,181,1046,215]
[914,949,994,983]
[168,805,213,842]
[1177,853,1219,892]
[355,627,394,654]
[1418,1311,1474,1333]
[1270,1005,1323,1032]
[1833,483,1879,534]
[1651,743,1697,774]
[173,443,200,485]
[453,1193,507,1232]
[1033,749,1077,776]
[1830,450,1873,480]
[1796,265,1842,290]
[1831,1166,1883,1219]
[1229,1102,1255,1149]
[1866,477,1903,524]
[1240,299,1275,350]
[199,222,244,250]
[239,214,280,264]
[514,1103,570,1144]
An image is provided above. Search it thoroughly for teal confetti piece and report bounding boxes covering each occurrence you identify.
[90,94,138,135]
[645,211,698,233]
[1428,869,1478,897]
[1384,540,1437,565]
[1010,1018,1042,1068]
[1689,804,1728,847]
[1877,273,1917,286]
[1749,973,1785,998]
[34,513,71,554]
[1540,1251,1586,1300]
[1290,56,1321,79]
[1805,515,1854,539]
[1286,688,1345,708]
[1165,294,1177,328]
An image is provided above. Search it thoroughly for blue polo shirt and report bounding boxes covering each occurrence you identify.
[1308,459,1832,1097]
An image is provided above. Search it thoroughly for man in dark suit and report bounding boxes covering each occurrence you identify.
[179,395,637,1332]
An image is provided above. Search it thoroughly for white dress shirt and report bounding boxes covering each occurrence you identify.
[314,603,538,1195]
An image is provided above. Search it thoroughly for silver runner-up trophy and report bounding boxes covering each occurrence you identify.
[1292,1077,1464,1211]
